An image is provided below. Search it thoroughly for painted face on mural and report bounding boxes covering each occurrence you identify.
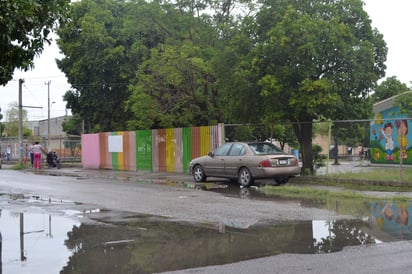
[383,123,393,137]
[396,204,409,226]
[399,120,408,136]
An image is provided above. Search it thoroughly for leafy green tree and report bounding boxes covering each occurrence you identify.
[61,114,83,156]
[4,102,31,137]
[0,0,69,85]
[57,0,161,132]
[127,0,240,129]
[395,91,412,117]
[231,0,387,172]
[62,114,83,136]
[331,120,370,157]
[371,76,410,103]
[312,144,326,170]
[127,42,222,129]
[58,0,245,131]
[225,125,259,142]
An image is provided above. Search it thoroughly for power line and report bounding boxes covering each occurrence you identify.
[12,75,67,81]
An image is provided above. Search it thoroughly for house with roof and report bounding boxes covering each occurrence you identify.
[370,91,412,164]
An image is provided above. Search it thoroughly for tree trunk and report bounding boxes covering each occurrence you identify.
[293,121,313,174]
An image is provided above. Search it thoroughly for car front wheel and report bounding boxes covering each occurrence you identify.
[238,167,253,187]
[192,165,206,182]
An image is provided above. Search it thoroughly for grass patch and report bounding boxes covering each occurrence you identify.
[324,167,412,183]
[292,165,412,192]
[294,178,411,192]
[258,185,412,203]
[11,163,26,170]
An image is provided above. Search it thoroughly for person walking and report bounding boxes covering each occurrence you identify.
[30,143,34,167]
[32,141,45,169]
[23,144,29,166]
[6,145,11,161]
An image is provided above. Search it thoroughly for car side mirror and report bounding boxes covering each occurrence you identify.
[208,151,214,157]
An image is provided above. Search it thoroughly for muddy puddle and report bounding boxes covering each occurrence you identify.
[1,180,412,273]
[1,194,412,274]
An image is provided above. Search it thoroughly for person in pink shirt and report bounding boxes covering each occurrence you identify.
[32,141,46,169]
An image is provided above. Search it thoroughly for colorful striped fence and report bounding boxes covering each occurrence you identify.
[81,124,224,173]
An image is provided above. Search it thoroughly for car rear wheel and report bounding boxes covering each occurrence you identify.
[193,165,206,182]
[274,177,289,185]
[238,167,253,187]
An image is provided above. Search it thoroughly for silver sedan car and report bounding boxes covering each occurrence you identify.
[189,141,301,186]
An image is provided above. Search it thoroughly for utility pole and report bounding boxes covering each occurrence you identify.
[18,79,24,164]
[0,107,3,167]
[45,80,51,152]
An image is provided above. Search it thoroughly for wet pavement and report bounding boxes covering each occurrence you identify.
[2,195,412,274]
[1,161,412,273]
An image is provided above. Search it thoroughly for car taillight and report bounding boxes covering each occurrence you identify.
[294,158,299,166]
[258,159,272,167]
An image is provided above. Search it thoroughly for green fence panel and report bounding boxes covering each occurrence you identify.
[182,127,192,173]
[136,130,153,171]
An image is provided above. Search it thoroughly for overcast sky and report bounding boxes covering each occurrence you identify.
[362,0,412,85]
[1,0,411,121]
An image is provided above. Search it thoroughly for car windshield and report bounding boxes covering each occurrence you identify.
[248,142,283,155]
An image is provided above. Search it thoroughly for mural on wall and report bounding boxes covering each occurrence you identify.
[371,201,412,240]
[370,106,412,164]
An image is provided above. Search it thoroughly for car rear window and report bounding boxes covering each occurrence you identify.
[249,143,283,155]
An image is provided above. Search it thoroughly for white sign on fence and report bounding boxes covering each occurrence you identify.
[108,135,123,153]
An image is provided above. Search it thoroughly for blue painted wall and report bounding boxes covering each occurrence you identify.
[370,105,412,164]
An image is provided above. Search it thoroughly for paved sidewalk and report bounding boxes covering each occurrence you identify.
[317,159,374,175]
[1,162,194,183]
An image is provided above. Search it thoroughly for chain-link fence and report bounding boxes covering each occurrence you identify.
[225,117,412,168]
[1,117,409,169]
[312,120,371,160]
[224,120,372,157]
[0,135,81,162]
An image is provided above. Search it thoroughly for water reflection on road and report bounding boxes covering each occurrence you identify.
[0,209,80,274]
[209,182,412,241]
[0,208,375,274]
[1,183,412,273]
[213,182,412,241]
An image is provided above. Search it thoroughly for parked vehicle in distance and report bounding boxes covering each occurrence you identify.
[189,141,301,186]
